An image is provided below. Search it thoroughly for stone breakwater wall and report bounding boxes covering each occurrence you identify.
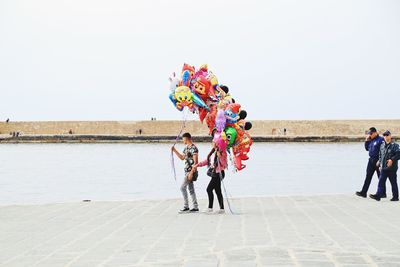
[0,120,399,143]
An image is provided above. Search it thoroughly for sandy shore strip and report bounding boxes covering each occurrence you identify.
[1,195,400,267]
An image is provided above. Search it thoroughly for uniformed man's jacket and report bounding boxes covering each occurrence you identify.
[379,141,400,171]
[365,136,384,160]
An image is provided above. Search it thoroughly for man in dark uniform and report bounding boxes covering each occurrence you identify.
[370,130,400,201]
[356,127,386,198]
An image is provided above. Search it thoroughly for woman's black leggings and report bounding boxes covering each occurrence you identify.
[207,175,224,209]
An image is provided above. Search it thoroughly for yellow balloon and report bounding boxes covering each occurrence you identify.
[200,64,208,71]
[174,86,193,104]
[221,131,227,140]
[208,72,219,86]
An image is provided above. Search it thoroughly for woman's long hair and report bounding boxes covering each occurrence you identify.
[207,147,216,167]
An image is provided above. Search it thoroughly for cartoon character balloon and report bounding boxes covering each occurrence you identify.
[225,104,241,125]
[169,86,208,112]
[224,126,237,148]
[182,63,195,80]
[192,76,215,102]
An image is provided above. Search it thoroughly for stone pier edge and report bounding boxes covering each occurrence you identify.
[0,134,399,143]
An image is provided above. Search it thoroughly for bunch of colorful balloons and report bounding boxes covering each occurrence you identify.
[168,63,253,171]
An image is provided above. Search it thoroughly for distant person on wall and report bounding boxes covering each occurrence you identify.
[370,130,400,201]
[356,127,386,198]
[171,133,199,213]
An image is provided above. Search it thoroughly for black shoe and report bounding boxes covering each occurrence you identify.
[390,198,399,202]
[356,191,367,198]
[369,194,381,201]
[190,208,199,213]
[179,207,190,213]
[382,194,387,198]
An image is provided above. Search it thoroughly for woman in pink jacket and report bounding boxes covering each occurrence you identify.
[190,142,228,214]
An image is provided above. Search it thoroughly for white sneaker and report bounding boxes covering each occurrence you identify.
[217,209,225,214]
[203,208,213,214]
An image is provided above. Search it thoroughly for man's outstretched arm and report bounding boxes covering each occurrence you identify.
[171,146,185,160]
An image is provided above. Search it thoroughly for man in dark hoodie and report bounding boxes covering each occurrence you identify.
[356,127,386,198]
[370,130,400,201]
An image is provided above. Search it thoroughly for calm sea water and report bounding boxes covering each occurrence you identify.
[0,143,374,204]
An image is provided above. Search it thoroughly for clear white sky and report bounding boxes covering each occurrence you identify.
[0,0,399,121]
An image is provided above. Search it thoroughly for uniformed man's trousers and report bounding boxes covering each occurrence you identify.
[377,170,398,199]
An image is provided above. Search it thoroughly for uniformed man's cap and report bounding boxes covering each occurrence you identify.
[383,130,391,136]
[368,127,377,134]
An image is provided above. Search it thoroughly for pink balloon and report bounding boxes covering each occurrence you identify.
[213,131,227,151]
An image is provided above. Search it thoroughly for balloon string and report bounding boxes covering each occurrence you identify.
[217,159,236,215]
[219,172,235,215]
[228,148,237,173]
[170,109,188,181]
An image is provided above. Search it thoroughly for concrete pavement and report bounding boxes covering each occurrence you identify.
[1,195,400,267]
